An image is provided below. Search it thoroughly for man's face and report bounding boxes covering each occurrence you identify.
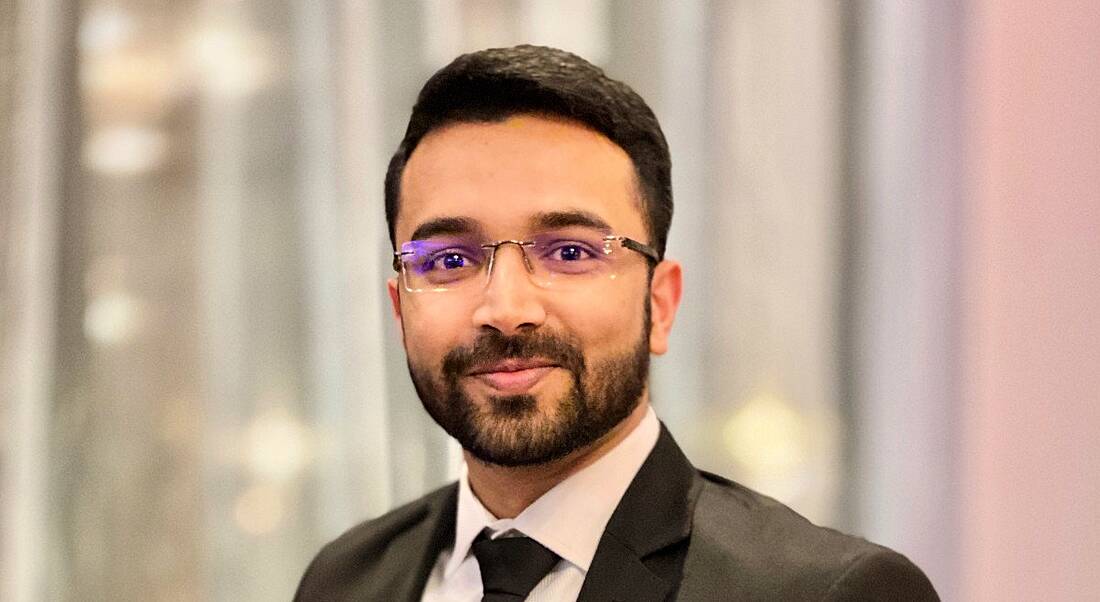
[388,115,679,467]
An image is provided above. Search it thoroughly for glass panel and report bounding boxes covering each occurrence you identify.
[1,1,876,600]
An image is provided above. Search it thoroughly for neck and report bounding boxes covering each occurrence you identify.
[464,400,650,519]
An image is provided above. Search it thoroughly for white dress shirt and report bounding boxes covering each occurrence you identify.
[421,406,660,602]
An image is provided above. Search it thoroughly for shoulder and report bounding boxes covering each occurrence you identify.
[294,483,456,601]
[315,483,454,560]
[691,470,875,561]
[681,471,938,601]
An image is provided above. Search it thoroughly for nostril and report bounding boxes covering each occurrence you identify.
[471,279,548,335]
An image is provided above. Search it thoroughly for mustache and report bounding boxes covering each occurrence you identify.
[441,330,586,379]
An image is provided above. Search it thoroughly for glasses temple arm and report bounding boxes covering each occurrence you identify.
[392,251,409,272]
[619,237,660,263]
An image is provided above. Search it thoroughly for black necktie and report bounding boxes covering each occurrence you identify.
[471,530,561,601]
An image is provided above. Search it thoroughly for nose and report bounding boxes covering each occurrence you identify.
[471,243,547,335]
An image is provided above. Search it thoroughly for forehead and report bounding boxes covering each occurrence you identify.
[396,115,646,242]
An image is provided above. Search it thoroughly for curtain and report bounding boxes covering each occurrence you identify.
[1,1,960,599]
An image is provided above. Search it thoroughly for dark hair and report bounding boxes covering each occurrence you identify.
[384,44,673,259]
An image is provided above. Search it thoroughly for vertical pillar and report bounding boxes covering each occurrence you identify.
[963,2,1100,599]
[852,2,964,596]
[1,1,68,600]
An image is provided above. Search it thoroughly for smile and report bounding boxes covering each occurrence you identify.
[467,359,559,393]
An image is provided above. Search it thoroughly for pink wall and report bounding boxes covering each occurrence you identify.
[964,2,1100,599]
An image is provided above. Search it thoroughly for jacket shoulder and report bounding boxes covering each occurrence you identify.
[680,472,938,601]
[294,483,457,602]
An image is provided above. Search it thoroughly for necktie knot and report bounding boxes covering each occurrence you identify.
[471,530,561,601]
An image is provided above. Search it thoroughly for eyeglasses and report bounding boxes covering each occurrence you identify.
[392,228,659,293]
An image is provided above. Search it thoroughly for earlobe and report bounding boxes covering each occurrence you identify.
[387,278,403,323]
[648,260,683,355]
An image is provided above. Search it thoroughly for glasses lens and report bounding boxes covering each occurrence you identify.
[528,230,616,286]
[400,238,485,291]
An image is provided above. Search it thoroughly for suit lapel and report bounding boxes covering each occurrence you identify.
[574,531,675,602]
[371,485,458,601]
[577,425,702,602]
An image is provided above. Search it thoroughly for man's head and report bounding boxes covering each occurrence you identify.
[386,46,682,468]
[385,44,673,260]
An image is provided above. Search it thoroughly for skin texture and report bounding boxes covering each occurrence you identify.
[388,115,682,518]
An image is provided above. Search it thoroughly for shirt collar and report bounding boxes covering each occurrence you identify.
[444,405,660,577]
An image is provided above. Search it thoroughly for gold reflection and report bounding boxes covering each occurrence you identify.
[242,407,311,482]
[83,290,144,346]
[723,393,810,479]
[83,125,169,175]
[184,21,274,99]
[233,483,285,536]
[81,52,175,121]
[79,6,136,53]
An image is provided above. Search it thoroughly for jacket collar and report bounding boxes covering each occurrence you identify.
[389,485,458,602]
[392,423,699,602]
[577,424,701,602]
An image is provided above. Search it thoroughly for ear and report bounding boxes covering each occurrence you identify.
[648,260,683,355]
[387,277,403,324]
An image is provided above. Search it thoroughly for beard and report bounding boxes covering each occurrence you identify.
[407,313,650,467]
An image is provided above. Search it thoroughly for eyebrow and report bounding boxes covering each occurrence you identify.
[409,216,481,241]
[407,209,613,242]
[529,210,612,232]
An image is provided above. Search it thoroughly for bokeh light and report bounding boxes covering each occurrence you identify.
[242,407,311,483]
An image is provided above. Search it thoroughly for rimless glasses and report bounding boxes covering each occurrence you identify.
[393,227,659,293]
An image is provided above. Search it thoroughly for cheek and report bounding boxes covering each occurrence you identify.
[399,301,463,365]
[560,287,647,352]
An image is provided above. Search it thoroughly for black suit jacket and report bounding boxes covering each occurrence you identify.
[295,425,939,601]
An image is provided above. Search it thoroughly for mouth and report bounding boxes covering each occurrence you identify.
[466,358,560,393]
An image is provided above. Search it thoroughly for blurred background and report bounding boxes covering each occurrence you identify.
[2,1,1097,600]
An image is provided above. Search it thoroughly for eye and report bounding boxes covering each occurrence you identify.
[550,243,593,262]
[419,249,480,273]
[437,252,467,270]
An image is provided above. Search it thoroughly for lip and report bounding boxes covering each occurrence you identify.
[467,358,559,393]
[467,358,558,375]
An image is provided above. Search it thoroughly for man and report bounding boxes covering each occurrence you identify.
[295,45,938,601]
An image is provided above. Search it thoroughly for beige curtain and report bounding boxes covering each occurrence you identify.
[2,1,962,599]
